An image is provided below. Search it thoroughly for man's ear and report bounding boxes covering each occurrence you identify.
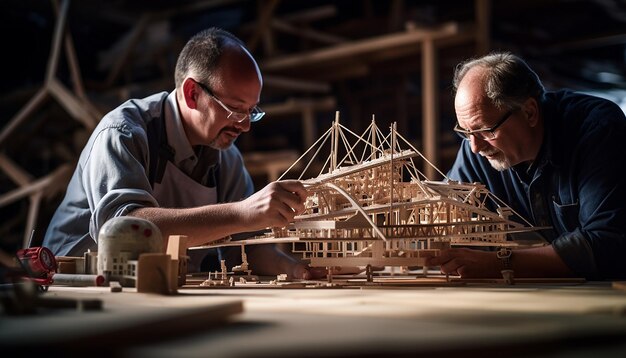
[182,78,200,110]
[524,97,540,127]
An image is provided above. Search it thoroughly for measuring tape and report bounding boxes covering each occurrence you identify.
[16,247,57,286]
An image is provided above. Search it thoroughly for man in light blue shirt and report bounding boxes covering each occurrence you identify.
[43,28,321,279]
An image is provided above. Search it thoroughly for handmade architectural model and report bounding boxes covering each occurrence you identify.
[199,114,546,274]
[97,216,163,286]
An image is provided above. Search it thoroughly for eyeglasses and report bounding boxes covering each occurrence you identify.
[194,80,265,123]
[453,109,514,141]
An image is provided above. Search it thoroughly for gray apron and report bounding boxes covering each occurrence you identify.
[153,160,218,272]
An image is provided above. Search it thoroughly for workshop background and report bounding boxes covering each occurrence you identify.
[1,0,625,253]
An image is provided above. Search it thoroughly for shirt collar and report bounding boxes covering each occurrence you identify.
[164,90,195,165]
[538,93,564,170]
[511,94,559,182]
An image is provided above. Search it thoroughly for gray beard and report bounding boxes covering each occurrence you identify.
[208,129,238,150]
[209,136,235,150]
[487,157,511,171]
[208,140,232,150]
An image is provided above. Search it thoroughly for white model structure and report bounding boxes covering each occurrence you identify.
[97,216,163,286]
[205,114,545,272]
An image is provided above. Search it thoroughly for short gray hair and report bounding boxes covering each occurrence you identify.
[452,52,545,109]
[174,27,246,89]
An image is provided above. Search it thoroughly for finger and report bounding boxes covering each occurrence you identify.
[333,266,362,275]
[307,267,328,280]
[456,265,471,278]
[439,259,462,276]
[271,198,299,225]
[279,191,306,214]
[424,257,439,266]
[277,180,309,202]
[291,263,313,280]
[267,182,306,214]
[425,253,449,266]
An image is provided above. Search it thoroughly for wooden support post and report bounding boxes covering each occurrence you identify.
[421,36,439,180]
[475,0,491,55]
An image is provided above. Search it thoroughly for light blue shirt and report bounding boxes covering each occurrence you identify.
[43,91,253,256]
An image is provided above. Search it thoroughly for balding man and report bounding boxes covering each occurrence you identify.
[44,28,321,279]
[426,52,626,280]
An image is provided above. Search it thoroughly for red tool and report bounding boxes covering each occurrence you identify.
[16,247,57,287]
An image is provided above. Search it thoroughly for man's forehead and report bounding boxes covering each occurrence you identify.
[455,86,491,112]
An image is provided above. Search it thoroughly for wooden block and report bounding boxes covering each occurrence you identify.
[167,235,189,287]
[109,281,123,292]
[166,235,187,260]
[55,256,86,274]
[57,261,76,274]
[137,253,172,295]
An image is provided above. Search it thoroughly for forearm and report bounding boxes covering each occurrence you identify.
[129,202,245,247]
[426,245,577,278]
[511,245,575,278]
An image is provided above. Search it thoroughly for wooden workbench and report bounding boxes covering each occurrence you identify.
[3,282,626,357]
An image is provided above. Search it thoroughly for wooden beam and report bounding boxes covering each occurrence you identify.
[263,75,330,93]
[271,19,347,45]
[247,0,281,53]
[261,22,459,72]
[103,15,152,87]
[0,154,34,186]
[51,0,87,100]
[241,5,337,32]
[0,164,72,208]
[263,97,337,149]
[263,97,336,117]
[46,0,69,84]
[48,78,98,130]
[0,88,48,147]
[308,64,371,81]
[280,5,336,23]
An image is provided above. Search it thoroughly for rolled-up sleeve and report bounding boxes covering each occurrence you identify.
[81,122,158,240]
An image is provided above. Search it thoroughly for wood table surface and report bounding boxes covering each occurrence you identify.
[3,281,626,357]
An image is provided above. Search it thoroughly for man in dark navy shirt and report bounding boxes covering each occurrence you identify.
[426,52,626,280]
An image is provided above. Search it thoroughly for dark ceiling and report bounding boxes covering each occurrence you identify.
[2,0,625,92]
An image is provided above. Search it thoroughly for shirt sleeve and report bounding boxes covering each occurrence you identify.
[552,102,626,279]
[81,122,159,241]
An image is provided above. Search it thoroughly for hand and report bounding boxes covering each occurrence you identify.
[291,264,328,280]
[293,266,365,279]
[423,248,501,278]
[247,244,325,280]
[235,180,308,231]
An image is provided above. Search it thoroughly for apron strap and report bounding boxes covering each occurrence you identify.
[147,100,175,188]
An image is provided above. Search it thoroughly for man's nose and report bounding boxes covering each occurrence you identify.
[469,135,487,154]
[234,117,251,132]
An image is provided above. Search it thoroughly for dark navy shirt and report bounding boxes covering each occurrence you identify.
[448,90,626,279]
